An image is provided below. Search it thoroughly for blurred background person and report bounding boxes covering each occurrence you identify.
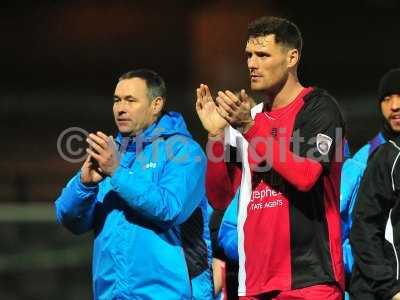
[349,69,400,300]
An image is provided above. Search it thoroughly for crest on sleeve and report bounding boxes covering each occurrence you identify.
[316,133,333,155]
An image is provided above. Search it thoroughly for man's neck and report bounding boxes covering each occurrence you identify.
[266,75,304,110]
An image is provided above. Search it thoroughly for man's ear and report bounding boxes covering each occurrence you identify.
[287,48,300,68]
[152,96,164,115]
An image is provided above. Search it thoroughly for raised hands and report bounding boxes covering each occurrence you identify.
[80,154,104,186]
[215,89,254,133]
[84,131,120,180]
[195,84,228,136]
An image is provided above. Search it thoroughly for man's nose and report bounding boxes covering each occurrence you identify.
[115,101,127,114]
[391,95,400,111]
[248,56,258,69]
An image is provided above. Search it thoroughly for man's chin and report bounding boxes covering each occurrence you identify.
[250,83,267,91]
[388,121,400,134]
[119,132,131,137]
[391,127,400,134]
[117,127,134,136]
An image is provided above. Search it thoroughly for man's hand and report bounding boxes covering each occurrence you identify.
[215,89,254,133]
[80,155,104,186]
[393,292,400,300]
[86,132,119,176]
[195,84,227,137]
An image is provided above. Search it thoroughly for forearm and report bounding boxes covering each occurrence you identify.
[110,163,204,228]
[351,230,400,299]
[244,123,322,191]
[218,190,239,261]
[206,137,240,209]
[350,215,400,298]
[219,224,239,261]
[55,174,97,234]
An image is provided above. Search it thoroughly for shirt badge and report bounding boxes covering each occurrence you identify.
[316,133,333,155]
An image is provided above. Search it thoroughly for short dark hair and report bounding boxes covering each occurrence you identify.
[119,68,167,101]
[247,16,303,54]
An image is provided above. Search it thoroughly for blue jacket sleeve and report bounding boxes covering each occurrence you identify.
[340,157,366,275]
[218,190,239,261]
[110,138,206,229]
[55,173,98,235]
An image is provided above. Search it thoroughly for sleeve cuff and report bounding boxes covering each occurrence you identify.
[76,175,99,194]
[243,113,266,140]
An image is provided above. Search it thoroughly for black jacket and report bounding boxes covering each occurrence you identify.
[350,134,400,300]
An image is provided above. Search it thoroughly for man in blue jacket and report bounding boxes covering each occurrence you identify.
[55,69,213,300]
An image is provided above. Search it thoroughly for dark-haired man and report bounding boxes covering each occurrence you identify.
[196,16,345,299]
[56,69,213,299]
[349,68,400,300]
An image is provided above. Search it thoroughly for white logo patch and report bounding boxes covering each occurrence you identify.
[316,133,333,155]
[145,162,157,169]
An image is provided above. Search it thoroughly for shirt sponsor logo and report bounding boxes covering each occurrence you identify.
[249,186,283,211]
[250,199,283,210]
[251,187,281,200]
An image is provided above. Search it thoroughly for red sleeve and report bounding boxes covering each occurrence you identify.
[244,113,322,192]
[206,137,242,209]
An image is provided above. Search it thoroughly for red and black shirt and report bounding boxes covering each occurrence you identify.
[207,87,345,296]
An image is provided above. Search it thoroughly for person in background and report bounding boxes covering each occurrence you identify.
[349,68,400,300]
[340,69,400,299]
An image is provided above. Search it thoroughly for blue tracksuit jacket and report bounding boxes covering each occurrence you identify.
[55,112,213,300]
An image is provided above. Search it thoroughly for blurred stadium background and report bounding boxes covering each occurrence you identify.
[1,0,399,298]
